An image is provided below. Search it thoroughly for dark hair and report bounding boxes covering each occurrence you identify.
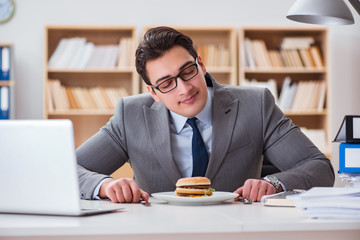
[135,26,198,85]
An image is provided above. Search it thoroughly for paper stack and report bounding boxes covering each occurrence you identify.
[288,187,360,219]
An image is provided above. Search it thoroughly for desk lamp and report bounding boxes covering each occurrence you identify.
[287,0,360,25]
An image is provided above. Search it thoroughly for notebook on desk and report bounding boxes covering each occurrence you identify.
[0,119,123,216]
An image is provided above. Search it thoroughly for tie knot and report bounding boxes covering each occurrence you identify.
[187,117,198,129]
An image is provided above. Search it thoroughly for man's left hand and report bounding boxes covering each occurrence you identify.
[234,179,282,202]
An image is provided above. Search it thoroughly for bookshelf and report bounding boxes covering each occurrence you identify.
[43,26,140,177]
[141,26,237,92]
[44,26,139,145]
[44,26,139,178]
[238,26,331,157]
[0,43,14,119]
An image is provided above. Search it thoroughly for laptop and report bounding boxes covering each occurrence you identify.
[0,119,123,216]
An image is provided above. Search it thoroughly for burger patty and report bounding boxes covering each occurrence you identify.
[177,185,210,189]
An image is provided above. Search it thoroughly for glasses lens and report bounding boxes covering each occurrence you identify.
[180,64,198,81]
[158,78,176,93]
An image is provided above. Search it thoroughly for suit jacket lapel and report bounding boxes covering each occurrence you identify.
[143,102,183,185]
[206,77,239,180]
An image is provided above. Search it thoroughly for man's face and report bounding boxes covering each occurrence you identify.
[146,45,208,118]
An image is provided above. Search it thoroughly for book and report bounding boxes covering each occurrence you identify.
[317,81,327,111]
[1,46,11,81]
[278,76,291,110]
[244,38,256,68]
[281,37,314,50]
[333,115,360,143]
[260,190,304,207]
[309,46,325,68]
[48,38,69,68]
[0,86,9,119]
[299,48,315,68]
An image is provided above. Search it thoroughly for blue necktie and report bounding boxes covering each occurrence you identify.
[187,118,209,177]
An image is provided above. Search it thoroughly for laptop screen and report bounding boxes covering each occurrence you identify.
[0,119,82,215]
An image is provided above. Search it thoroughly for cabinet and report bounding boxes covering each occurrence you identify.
[0,43,14,119]
[44,26,139,178]
[238,26,330,156]
[141,26,237,92]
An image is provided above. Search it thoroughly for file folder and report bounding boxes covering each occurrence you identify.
[339,143,360,173]
[333,115,360,143]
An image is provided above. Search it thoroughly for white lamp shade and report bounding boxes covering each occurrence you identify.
[287,0,355,25]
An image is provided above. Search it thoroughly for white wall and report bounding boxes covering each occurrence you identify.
[1,0,359,185]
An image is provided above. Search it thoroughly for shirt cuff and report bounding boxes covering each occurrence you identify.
[279,181,287,191]
[92,177,112,200]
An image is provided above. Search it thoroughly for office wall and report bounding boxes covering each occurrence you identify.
[0,0,359,186]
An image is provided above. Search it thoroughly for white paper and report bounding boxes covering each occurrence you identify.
[353,117,360,139]
[345,148,360,168]
[0,87,9,111]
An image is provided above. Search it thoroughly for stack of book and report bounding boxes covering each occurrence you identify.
[47,79,129,111]
[244,76,326,112]
[243,37,324,69]
[196,43,230,67]
[278,77,327,112]
[48,37,133,69]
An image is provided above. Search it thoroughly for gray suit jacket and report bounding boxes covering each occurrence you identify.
[77,73,334,199]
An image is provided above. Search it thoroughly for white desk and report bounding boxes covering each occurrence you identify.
[1,198,359,240]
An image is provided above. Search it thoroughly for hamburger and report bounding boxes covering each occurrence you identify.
[175,177,214,197]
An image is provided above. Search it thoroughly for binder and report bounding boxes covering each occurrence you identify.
[339,143,360,173]
[333,115,360,143]
[0,86,10,119]
[0,46,10,81]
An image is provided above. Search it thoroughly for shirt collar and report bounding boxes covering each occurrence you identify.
[170,87,213,133]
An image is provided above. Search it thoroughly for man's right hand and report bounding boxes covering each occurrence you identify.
[99,178,149,203]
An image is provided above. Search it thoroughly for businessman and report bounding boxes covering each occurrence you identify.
[76,26,334,203]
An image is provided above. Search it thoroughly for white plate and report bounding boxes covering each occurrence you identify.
[151,191,239,206]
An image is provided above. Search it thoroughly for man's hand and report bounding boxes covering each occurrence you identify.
[234,179,282,202]
[99,178,150,203]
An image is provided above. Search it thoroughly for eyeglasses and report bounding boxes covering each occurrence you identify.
[151,60,199,94]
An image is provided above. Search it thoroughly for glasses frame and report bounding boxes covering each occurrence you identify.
[151,59,199,94]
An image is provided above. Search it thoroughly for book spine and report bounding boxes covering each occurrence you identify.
[1,47,11,81]
[0,86,10,119]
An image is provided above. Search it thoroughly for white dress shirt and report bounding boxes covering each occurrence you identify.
[169,87,213,177]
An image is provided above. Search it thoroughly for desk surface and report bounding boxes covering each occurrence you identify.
[1,198,359,240]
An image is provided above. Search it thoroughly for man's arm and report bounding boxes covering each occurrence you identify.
[260,88,335,190]
[76,98,130,199]
[235,88,334,202]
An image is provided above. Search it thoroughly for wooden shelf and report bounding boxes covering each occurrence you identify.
[44,26,139,149]
[0,80,15,87]
[244,67,326,73]
[48,109,115,116]
[47,67,135,73]
[283,110,327,116]
[238,26,330,157]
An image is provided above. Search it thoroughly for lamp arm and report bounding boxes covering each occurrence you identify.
[348,0,360,15]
